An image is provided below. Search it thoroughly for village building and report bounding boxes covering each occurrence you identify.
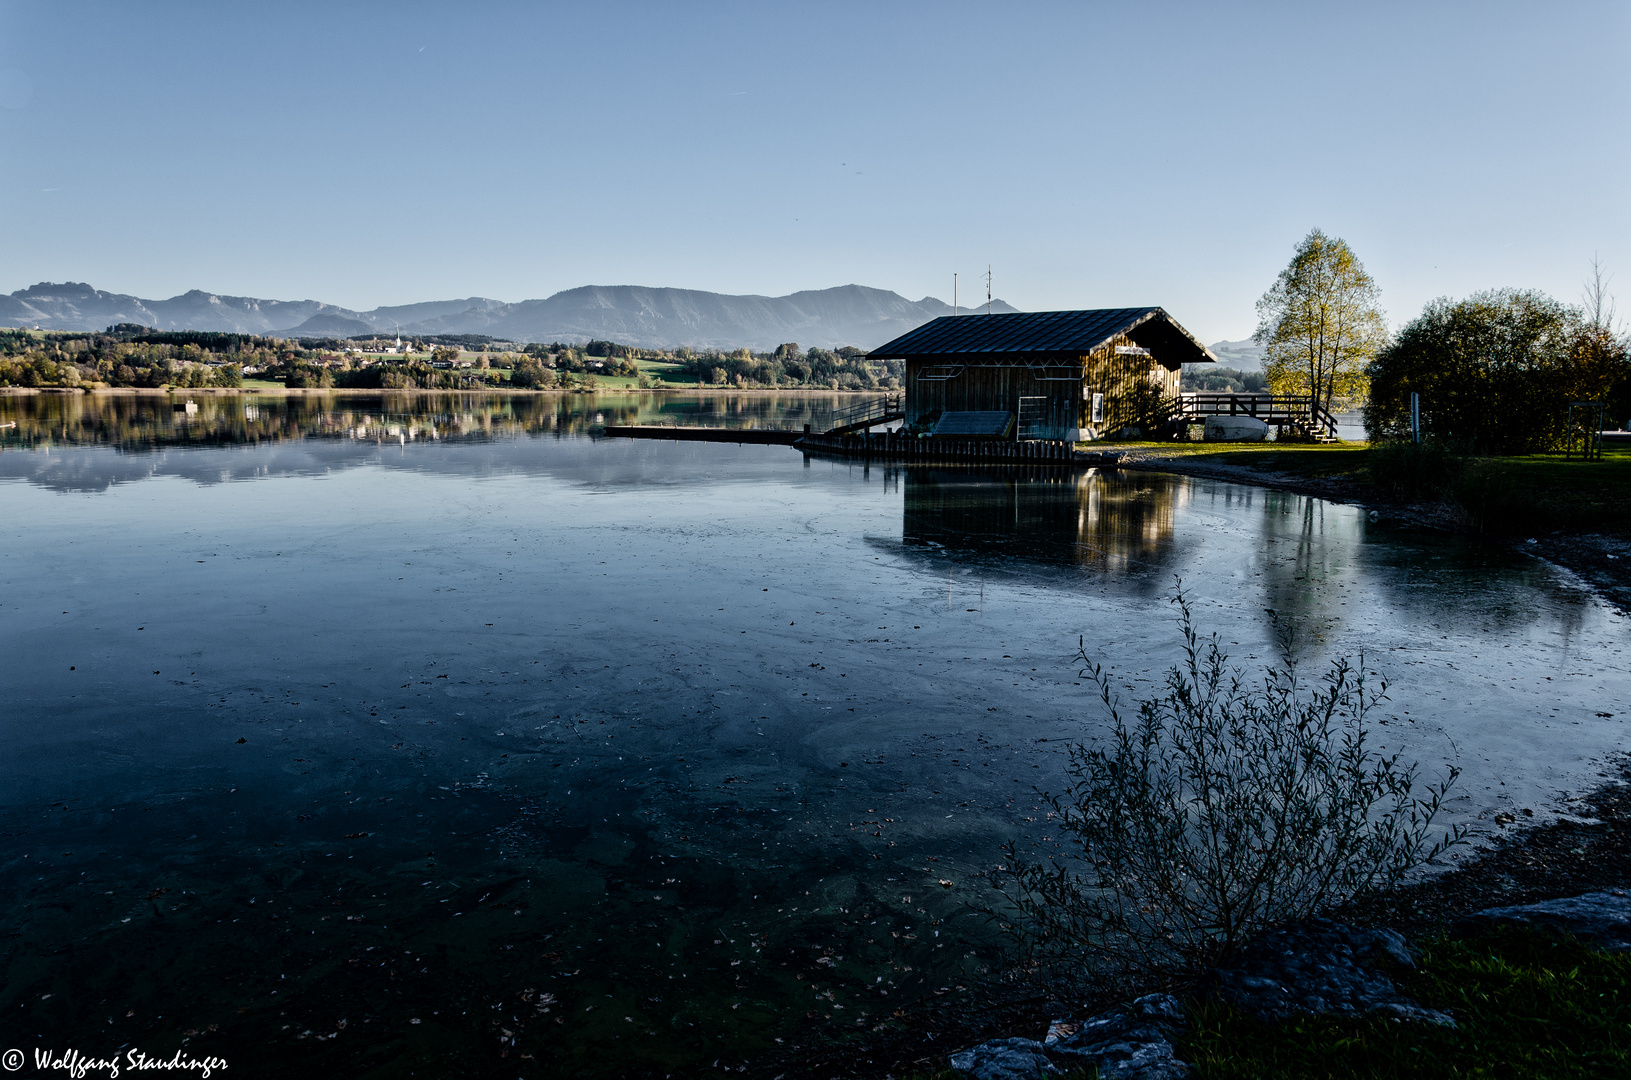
[867,308,1216,441]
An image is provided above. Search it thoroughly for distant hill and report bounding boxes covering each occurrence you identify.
[0,281,1018,351]
[1206,338,1267,371]
[448,285,1019,350]
[285,312,377,337]
[0,282,362,337]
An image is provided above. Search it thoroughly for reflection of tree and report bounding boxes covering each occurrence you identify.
[1251,492,1594,663]
[900,468,1184,582]
[1253,491,1356,667]
[1359,531,1594,644]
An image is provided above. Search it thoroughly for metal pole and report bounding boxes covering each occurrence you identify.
[1410,392,1420,444]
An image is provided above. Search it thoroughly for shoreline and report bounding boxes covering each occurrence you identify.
[1101,445,1631,615]
[790,752,1631,1080]
[772,444,1631,1077]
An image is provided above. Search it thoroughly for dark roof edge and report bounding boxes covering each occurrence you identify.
[1137,307,1219,364]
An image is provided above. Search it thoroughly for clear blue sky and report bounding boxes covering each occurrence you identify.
[2,0,1626,341]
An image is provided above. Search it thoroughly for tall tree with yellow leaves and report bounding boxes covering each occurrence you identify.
[1255,229,1387,417]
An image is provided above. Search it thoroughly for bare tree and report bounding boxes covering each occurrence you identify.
[1583,255,1621,333]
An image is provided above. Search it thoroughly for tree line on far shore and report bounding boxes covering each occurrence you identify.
[0,327,252,389]
[0,325,900,393]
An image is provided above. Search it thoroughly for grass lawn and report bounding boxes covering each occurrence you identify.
[1183,928,1631,1079]
[1450,449,1631,536]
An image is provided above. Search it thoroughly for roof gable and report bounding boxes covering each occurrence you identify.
[867,307,1216,363]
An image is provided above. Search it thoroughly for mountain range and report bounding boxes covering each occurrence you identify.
[0,281,1022,352]
[1204,339,1267,371]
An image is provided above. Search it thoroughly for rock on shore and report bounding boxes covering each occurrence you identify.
[1204,919,1455,1027]
[1454,888,1631,951]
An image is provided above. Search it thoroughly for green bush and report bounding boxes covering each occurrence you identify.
[283,365,333,389]
[1364,440,1465,501]
[510,360,556,389]
[1365,289,1630,454]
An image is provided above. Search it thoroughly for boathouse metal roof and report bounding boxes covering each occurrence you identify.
[867,307,1216,364]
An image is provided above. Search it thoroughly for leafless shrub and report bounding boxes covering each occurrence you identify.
[996,589,1464,985]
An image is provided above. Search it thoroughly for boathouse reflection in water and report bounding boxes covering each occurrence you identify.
[901,466,1183,574]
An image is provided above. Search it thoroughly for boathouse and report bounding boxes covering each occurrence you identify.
[867,308,1216,441]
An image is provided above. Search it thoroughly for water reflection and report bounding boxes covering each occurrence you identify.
[1,394,1627,1077]
[898,467,1186,588]
[0,390,852,452]
[1251,491,1360,665]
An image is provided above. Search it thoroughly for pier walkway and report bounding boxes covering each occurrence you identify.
[601,425,802,445]
[795,430,1075,466]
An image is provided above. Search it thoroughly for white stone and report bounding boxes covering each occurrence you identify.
[1203,415,1269,442]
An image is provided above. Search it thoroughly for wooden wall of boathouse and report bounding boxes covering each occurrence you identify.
[904,364,1081,441]
[1079,331,1182,438]
[903,330,1183,441]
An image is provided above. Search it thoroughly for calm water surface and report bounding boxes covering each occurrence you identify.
[2,393,1627,1077]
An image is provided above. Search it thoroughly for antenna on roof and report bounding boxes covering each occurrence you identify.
[986,266,992,315]
[953,273,958,316]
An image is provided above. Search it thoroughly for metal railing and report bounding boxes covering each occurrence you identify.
[826,394,903,435]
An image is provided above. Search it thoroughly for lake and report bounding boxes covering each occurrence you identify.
[2,392,1627,1077]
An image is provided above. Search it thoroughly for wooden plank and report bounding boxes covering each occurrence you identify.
[602,425,802,445]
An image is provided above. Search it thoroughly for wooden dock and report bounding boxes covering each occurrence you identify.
[796,430,1076,466]
[602,425,803,445]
